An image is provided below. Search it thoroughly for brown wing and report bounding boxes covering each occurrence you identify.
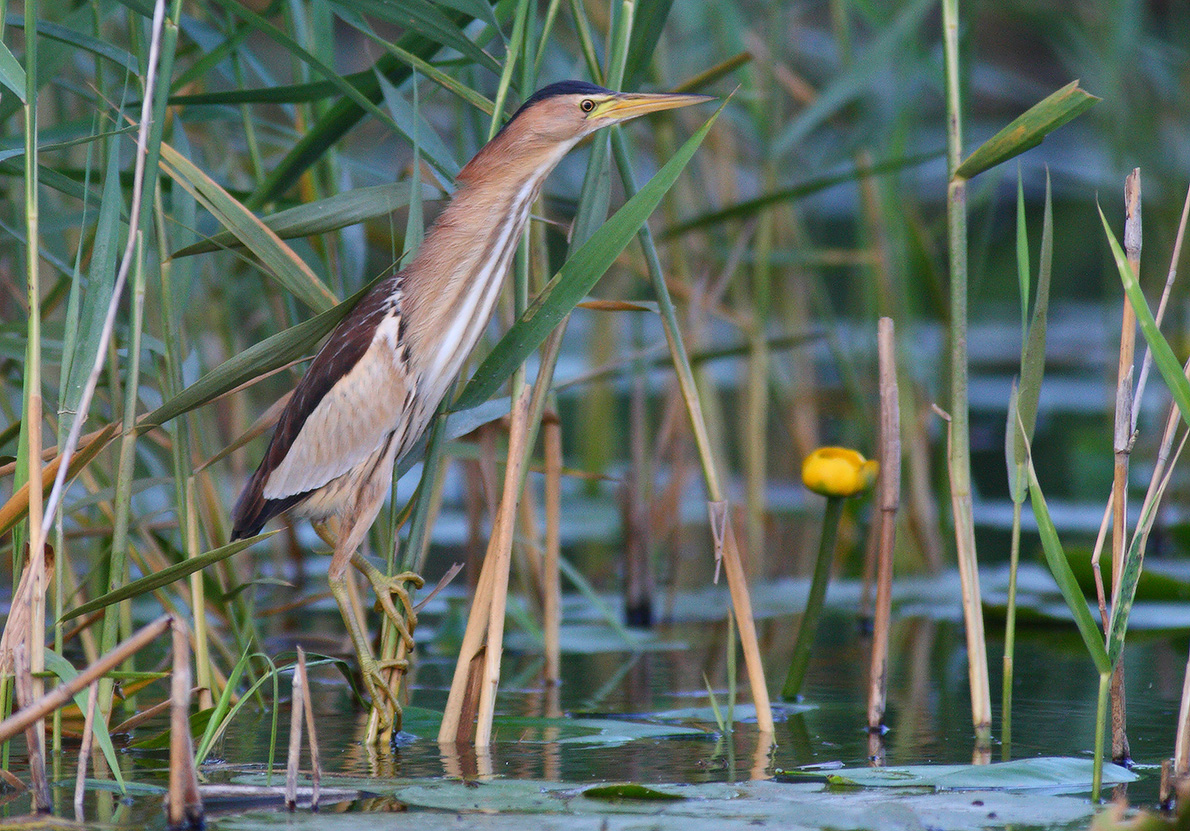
[230,277,407,539]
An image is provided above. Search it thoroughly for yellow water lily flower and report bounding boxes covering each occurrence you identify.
[801,447,879,498]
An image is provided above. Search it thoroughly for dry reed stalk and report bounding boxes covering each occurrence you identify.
[74,681,99,819]
[297,649,321,810]
[14,644,50,812]
[0,544,51,678]
[285,650,306,810]
[1108,169,1141,765]
[543,411,562,687]
[707,502,773,733]
[166,619,202,829]
[476,388,533,748]
[0,615,171,744]
[438,389,531,745]
[438,553,498,743]
[868,318,901,733]
[1176,643,1190,784]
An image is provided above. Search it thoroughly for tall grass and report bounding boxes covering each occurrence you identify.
[0,0,1188,816]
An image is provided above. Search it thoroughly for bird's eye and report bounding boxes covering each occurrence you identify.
[580,99,596,113]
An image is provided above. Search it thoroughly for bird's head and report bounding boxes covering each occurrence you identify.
[498,80,713,148]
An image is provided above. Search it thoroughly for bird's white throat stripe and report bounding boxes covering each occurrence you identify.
[422,175,540,401]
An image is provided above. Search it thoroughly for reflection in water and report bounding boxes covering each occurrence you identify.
[18,594,1182,826]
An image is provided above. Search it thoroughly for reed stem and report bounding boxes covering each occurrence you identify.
[941,0,992,748]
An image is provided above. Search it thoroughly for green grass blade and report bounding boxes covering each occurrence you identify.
[192,645,252,764]
[375,64,461,181]
[172,182,419,258]
[1011,170,1053,483]
[6,12,138,72]
[42,650,125,791]
[330,0,501,77]
[246,5,492,207]
[58,147,124,443]
[1100,204,1190,425]
[59,533,277,623]
[204,0,416,147]
[955,81,1099,180]
[157,140,338,313]
[452,101,725,412]
[623,0,674,87]
[1025,455,1110,674]
[771,0,935,156]
[1017,170,1053,444]
[0,38,26,102]
[1014,168,1030,332]
[662,150,941,238]
[1106,501,1158,669]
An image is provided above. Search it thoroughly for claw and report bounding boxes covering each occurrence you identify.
[358,655,405,732]
[352,556,424,650]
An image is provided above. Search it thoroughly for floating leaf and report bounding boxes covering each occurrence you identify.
[582,784,686,801]
[779,757,1136,791]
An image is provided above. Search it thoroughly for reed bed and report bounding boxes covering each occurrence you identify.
[1,0,1190,824]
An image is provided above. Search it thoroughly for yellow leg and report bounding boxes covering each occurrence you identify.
[327,564,405,732]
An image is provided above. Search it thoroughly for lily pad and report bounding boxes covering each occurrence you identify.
[371,705,708,746]
[214,778,1102,831]
[777,756,1137,791]
[649,702,815,722]
[582,783,687,801]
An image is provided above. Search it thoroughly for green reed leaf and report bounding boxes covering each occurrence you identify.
[59,533,277,623]
[955,81,1099,180]
[1025,453,1110,675]
[158,140,338,313]
[172,182,419,258]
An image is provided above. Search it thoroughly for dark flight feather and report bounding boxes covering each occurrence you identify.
[230,275,401,540]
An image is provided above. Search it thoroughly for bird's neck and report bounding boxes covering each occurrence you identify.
[399,136,578,398]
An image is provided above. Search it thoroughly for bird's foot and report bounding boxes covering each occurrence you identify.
[358,654,411,733]
[353,558,425,649]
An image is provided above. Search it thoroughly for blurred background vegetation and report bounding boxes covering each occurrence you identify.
[0,0,1188,695]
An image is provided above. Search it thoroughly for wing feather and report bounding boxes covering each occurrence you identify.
[230,277,411,538]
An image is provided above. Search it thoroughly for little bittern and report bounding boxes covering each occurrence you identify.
[231,81,710,732]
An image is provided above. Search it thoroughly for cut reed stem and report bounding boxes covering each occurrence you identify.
[1108,169,1142,766]
[167,619,202,830]
[869,318,900,732]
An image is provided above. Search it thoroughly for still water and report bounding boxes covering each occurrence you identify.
[24,568,1175,828]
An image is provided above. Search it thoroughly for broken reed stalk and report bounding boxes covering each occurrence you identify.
[543,410,562,687]
[0,615,172,744]
[285,649,312,811]
[868,318,900,733]
[476,388,533,748]
[1109,169,1141,766]
[167,619,202,830]
[438,388,531,745]
[74,682,99,819]
[610,127,773,734]
[297,649,320,810]
[14,644,51,812]
[1176,640,1190,788]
